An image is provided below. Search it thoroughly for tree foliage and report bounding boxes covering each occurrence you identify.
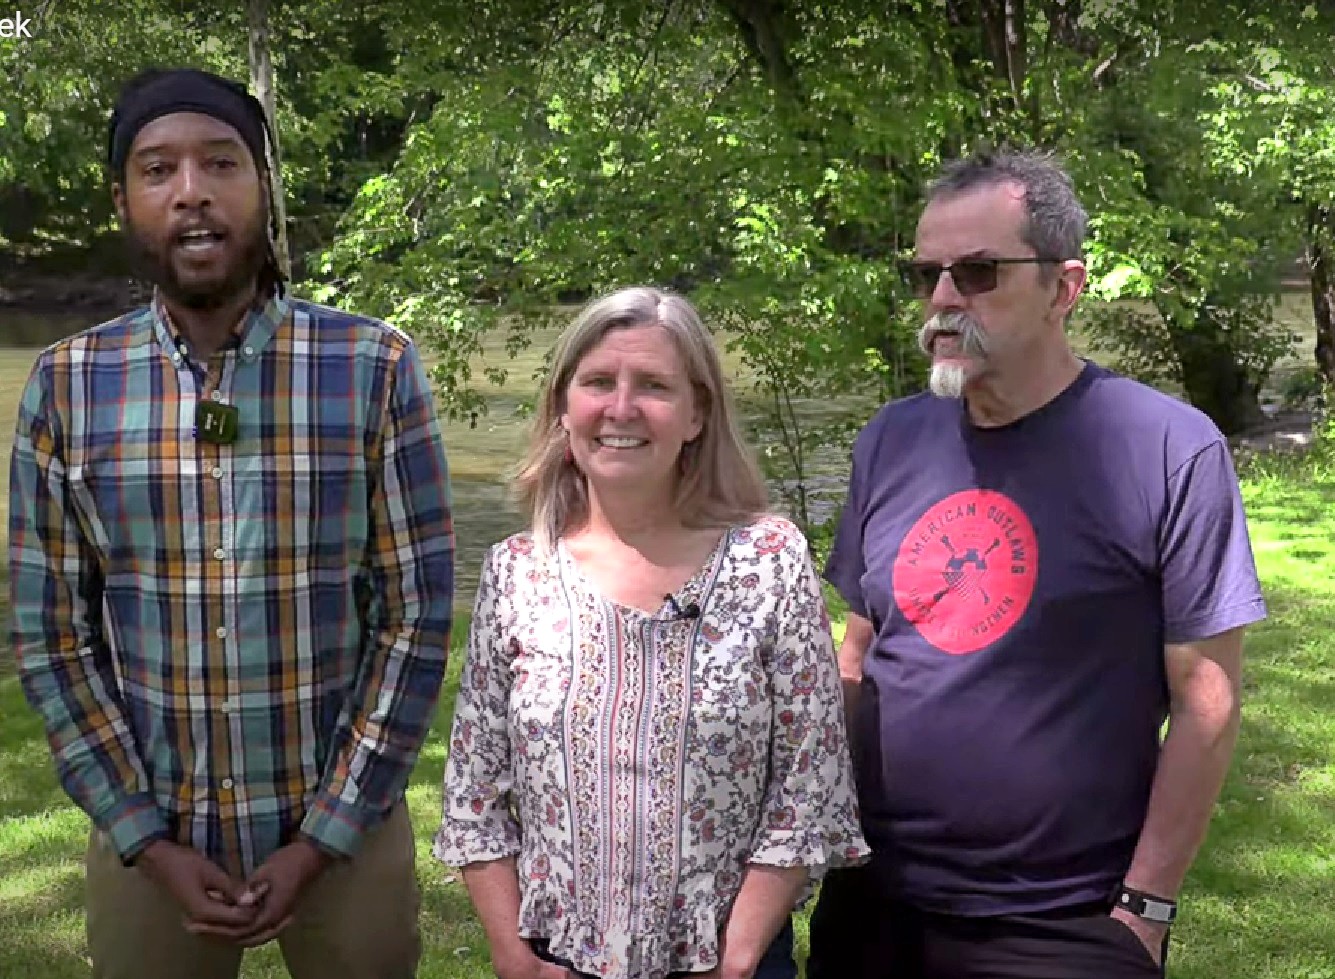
[5,0,1335,536]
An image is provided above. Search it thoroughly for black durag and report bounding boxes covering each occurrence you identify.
[107,68,273,178]
[106,68,284,291]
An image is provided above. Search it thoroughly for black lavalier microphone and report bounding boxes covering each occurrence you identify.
[664,594,701,620]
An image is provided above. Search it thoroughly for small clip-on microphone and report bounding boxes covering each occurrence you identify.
[664,593,701,620]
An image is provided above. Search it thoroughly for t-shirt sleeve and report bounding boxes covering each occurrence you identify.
[1160,438,1267,644]
[824,426,872,618]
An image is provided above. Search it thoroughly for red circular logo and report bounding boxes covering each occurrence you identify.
[893,489,1038,655]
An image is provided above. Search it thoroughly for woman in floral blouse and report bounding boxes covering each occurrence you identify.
[434,286,868,979]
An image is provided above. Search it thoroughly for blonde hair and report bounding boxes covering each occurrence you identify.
[513,286,769,551]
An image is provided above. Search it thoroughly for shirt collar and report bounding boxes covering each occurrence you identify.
[150,285,290,365]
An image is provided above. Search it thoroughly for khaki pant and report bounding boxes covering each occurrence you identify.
[86,804,422,979]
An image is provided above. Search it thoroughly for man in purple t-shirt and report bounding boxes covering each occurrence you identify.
[806,150,1267,978]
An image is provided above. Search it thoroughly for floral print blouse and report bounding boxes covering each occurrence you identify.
[434,515,869,979]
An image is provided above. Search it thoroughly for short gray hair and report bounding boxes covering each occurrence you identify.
[927,148,1088,261]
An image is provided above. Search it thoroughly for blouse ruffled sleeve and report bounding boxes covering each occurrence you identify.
[748,527,870,875]
[433,542,523,866]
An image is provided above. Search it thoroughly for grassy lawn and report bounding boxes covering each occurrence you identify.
[1,344,36,584]
[1,452,1331,975]
[2,301,1333,975]
[1167,455,1335,977]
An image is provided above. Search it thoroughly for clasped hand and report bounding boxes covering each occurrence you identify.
[137,838,330,947]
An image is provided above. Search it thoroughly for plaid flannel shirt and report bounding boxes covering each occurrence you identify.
[8,291,454,875]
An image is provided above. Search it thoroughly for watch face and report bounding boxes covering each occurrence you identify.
[1151,905,1176,924]
[1118,888,1176,923]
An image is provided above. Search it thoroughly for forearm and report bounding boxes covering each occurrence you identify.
[304,341,454,855]
[461,857,532,965]
[836,616,872,739]
[717,864,807,979]
[1123,696,1241,897]
[301,634,448,856]
[11,420,164,860]
[18,640,167,853]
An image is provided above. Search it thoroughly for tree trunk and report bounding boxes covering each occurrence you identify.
[1168,308,1265,436]
[1305,203,1335,388]
[715,0,801,110]
[977,0,1026,104]
[1003,0,1027,101]
[247,0,291,280]
[945,0,986,85]
[1043,0,1082,48]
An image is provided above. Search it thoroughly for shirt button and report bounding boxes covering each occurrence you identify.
[243,345,255,357]
[213,547,226,560]
[215,626,227,639]
[221,777,235,790]
[211,467,224,479]
[220,699,236,714]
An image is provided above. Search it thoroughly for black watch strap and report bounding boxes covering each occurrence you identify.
[1116,885,1177,924]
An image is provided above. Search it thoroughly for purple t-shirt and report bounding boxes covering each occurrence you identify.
[825,362,1267,915]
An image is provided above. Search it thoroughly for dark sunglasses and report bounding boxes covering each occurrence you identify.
[897,257,1062,298]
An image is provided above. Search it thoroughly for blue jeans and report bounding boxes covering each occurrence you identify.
[532,917,797,978]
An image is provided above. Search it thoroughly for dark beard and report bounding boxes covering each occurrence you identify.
[124,213,268,311]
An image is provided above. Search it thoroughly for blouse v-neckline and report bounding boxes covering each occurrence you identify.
[556,526,733,618]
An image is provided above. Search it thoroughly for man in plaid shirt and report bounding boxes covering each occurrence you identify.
[7,68,454,978]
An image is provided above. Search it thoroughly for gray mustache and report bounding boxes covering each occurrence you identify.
[918,311,989,357]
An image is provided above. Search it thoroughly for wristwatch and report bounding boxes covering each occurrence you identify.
[1115,884,1178,924]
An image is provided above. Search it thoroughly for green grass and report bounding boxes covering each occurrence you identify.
[1,345,38,563]
[2,298,1333,975]
[2,457,1332,975]
[1162,457,1335,977]
[1,345,38,661]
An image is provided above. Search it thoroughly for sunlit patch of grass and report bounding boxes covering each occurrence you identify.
[0,807,89,978]
[0,680,70,820]
[1166,466,1335,978]
[0,347,40,564]
[3,311,1334,974]
[0,907,89,979]
[0,806,88,871]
